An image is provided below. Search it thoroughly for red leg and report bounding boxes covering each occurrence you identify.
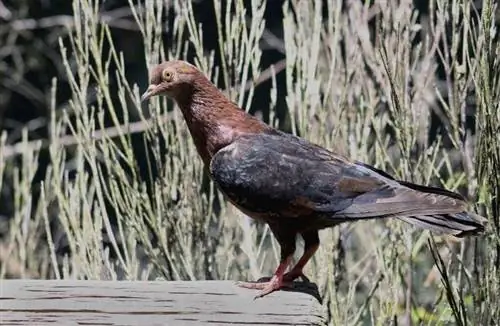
[283,244,318,281]
[236,255,293,298]
[237,225,297,299]
[284,231,319,282]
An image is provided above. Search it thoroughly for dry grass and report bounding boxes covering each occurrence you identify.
[1,0,499,325]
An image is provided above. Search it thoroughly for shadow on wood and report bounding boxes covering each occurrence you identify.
[281,281,322,304]
[0,280,326,326]
[245,276,323,303]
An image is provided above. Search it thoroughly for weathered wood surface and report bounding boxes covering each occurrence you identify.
[0,280,326,325]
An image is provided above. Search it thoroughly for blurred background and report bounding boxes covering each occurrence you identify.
[1,0,499,325]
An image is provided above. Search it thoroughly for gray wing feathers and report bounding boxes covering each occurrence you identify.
[210,132,486,236]
[336,186,465,218]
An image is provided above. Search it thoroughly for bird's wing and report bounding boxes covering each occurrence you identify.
[209,131,468,229]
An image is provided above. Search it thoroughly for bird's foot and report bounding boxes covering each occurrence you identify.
[236,275,292,299]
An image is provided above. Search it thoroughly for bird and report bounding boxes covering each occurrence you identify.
[141,60,487,299]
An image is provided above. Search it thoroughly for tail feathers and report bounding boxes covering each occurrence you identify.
[396,181,487,237]
[398,212,487,237]
[351,161,487,237]
[340,186,466,219]
[398,181,466,202]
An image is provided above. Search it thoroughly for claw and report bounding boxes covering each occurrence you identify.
[236,280,270,290]
[236,255,293,299]
[236,276,293,299]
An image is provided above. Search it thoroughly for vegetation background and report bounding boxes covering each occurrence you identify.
[1,0,499,325]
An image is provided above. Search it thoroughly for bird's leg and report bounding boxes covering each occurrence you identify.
[236,255,293,295]
[237,226,296,299]
[283,231,319,282]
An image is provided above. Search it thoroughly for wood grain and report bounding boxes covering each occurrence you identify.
[0,280,326,325]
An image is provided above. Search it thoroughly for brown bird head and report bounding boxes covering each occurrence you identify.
[141,59,271,165]
[141,60,207,103]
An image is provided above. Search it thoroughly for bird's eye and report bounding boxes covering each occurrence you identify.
[162,69,174,82]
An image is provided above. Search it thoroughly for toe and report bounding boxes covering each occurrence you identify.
[254,285,276,299]
[236,281,269,290]
[253,278,294,299]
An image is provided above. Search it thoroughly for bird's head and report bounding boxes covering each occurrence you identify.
[141,60,202,103]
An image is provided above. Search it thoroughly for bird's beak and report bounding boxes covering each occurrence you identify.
[141,84,157,102]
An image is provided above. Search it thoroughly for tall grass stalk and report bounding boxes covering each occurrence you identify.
[1,0,498,324]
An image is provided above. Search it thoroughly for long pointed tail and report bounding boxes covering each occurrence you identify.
[396,181,487,237]
[398,211,486,237]
[346,162,488,237]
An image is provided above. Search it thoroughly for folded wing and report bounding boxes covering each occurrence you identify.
[209,131,486,236]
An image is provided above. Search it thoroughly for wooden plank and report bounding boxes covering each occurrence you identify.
[0,280,326,325]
